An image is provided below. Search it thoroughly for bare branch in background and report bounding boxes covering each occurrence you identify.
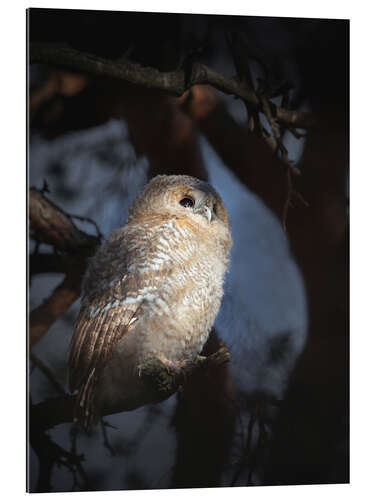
[29,269,83,345]
[30,421,88,492]
[29,187,99,253]
[30,253,69,276]
[29,188,101,344]
[30,43,316,130]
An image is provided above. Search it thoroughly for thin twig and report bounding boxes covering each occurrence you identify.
[30,429,88,492]
[100,419,116,455]
[281,167,293,231]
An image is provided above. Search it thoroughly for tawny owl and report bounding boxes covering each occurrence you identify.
[69,175,232,427]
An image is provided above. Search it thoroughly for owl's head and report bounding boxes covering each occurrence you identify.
[129,175,230,228]
[128,175,231,253]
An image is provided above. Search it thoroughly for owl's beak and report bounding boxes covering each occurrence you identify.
[194,196,213,222]
[203,205,212,222]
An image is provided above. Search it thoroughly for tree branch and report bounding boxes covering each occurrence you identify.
[30,344,230,431]
[30,42,316,129]
[29,188,101,344]
[29,252,69,276]
[29,269,83,345]
[30,420,88,492]
[182,85,312,228]
[29,187,99,253]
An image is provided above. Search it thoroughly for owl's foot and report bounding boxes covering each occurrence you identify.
[158,356,186,373]
[136,356,186,379]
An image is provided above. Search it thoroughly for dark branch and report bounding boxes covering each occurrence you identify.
[30,345,231,431]
[30,252,69,276]
[29,187,99,253]
[30,421,88,492]
[30,42,316,129]
[29,188,101,344]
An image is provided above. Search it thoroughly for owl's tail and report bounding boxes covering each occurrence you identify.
[74,367,99,430]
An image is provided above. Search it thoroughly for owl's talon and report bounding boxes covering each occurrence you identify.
[158,356,186,373]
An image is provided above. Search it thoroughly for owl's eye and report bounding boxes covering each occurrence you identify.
[179,197,195,208]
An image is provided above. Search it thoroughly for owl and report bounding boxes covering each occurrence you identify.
[69,175,232,427]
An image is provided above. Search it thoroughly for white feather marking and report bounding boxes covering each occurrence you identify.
[138,266,151,273]
[149,263,161,271]
[155,297,169,314]
[157,236,170,248]
[144,293,156,301]
[122,296,142,305]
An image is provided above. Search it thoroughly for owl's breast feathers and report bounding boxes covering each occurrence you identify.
[69,213,229,426]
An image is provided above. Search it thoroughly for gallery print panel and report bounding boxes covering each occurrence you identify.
[27,7,349,492]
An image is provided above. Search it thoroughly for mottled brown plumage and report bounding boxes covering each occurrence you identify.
[69,175,232,427]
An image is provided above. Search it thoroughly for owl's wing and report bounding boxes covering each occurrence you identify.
[69,286,140,393]
[68,228,174,426]
[69,288,142,427]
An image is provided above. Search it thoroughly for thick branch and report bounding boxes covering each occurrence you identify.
[30,345,230,431]
[30,42,316,129]
[29,188,99,253]
[30,253,69,276]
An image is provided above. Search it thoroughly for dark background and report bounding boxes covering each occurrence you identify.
[28,8,349,492]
